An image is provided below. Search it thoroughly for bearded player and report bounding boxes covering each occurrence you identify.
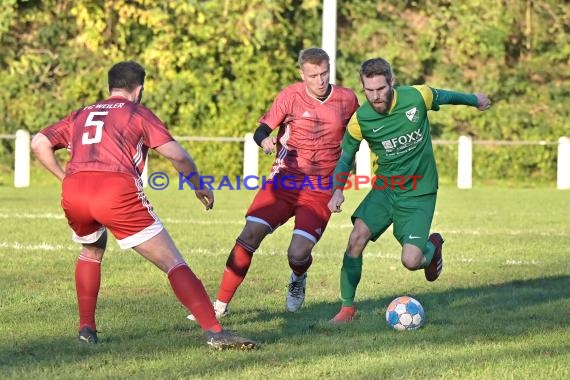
[328,57,491,323]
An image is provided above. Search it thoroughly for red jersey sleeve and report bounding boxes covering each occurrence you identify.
[40,112,74,150]
[258,86,294,130]
[136,106,174,149]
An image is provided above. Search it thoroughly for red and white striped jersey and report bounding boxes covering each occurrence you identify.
[259,82,358,184]
[40,96,174,178]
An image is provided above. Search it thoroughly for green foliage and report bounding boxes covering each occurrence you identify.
[0,0,568,181]
[435,143,558,188]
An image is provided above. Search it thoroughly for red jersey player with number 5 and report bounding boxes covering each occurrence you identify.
[31,61,256,350]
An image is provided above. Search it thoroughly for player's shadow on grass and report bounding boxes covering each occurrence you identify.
[2,275,568,377]
[242,273,570,343]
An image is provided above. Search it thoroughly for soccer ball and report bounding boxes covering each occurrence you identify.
[385,296,425,331]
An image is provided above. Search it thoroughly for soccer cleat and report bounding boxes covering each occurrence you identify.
[187,301,229,321]
[330,306,357,325]
[425,232,444,282]
[206,329,258,350]
[285,272,307,312]
[78,326,98,344]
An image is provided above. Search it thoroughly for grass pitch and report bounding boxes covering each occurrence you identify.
[0,183,568,379]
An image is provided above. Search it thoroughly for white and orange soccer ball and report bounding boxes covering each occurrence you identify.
[386,296,425,330]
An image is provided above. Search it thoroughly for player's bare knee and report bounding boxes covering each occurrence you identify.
[238,223,269,248]
[158,257,185,273]
[401,250,422,270]
[80,249,104,262]
[287,246,311,263]
[80,244,105,261]
[80,230,107,260]
[347,232,368,255]
[288,235,314,259]
[347,219,371,254]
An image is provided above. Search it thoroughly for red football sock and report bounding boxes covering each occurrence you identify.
[75,255,101,331]
[216,240,254,303]
[167,264,221,332]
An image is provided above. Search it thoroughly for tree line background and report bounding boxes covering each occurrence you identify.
[0,0,568,185]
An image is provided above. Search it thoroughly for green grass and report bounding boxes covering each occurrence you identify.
[0,183,569,379]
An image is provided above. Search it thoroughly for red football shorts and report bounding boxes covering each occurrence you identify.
[245,181,332,243]
[61,171,163,249]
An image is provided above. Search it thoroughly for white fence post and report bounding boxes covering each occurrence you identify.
[557,136,570,190]
[14,129,30,188]
[321,0,337,84]
[355,139,371,187]
[243,133,258,186]
[457,135,473,189]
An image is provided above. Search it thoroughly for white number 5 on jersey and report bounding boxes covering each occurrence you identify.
[82,111,108,145]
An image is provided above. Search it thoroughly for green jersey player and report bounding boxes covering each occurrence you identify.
[328,58,491,324]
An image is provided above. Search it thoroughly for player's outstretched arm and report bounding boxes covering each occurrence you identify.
[155,141,214,210]
[432,88,491,111]
[31,133,66,181]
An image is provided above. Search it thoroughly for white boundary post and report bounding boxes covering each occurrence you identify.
[322,0,337,84]
[14,129,30,188]
[243,133,258,187]
[355,139,371,187]
[457,135,473,189]
[557,136,570,190]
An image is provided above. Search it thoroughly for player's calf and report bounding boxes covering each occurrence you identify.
[187,300,229,321]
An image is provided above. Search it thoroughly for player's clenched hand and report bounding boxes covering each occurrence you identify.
[261,136,277,155]
[328,189,345,213]
[475,93,491,111]
[195,188,214,210]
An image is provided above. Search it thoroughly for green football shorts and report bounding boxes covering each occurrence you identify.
[351,189,437,249]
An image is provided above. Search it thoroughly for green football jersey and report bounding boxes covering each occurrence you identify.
[334,85,477,196]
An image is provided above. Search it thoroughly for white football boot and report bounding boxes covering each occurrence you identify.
[285,272,307,312]
[187,300,229,321]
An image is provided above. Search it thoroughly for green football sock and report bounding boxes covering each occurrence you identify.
[339,252,363,307]
[422,240,436,268]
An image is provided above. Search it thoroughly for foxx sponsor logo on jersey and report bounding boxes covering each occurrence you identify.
[381,128,423,151]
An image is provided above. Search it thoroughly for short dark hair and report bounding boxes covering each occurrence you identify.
[108,61,146,92]
[359,58,393,81]
[298,48,330,67]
